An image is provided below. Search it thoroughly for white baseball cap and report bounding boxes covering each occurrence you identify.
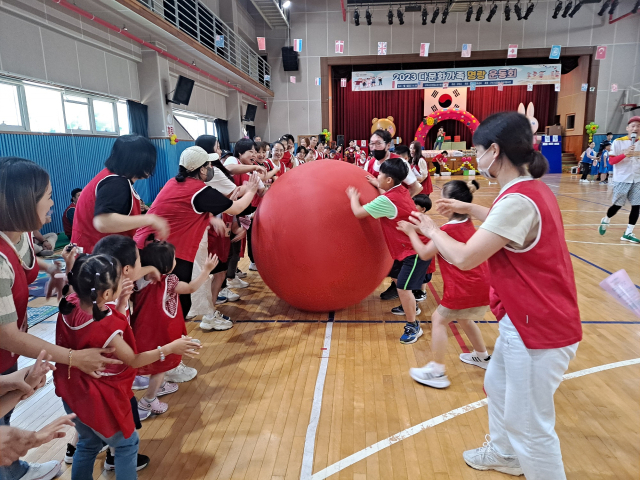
[179,146,220,172]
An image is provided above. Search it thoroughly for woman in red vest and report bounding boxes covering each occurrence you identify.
[411,112,582,480]
[410,140,433,195]
[72,135,169,253]
[134,146,260,319]
[0,157,124,480]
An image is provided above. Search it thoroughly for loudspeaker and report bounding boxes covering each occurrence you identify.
[244,104,257,122]
[281,47,299,71]
[169,75,195,105]
[319,134,326,143]
[337,135,345,147]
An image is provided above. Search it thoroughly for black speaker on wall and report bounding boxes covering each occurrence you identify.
[337,135,345,147]
[281,47,299,71]
[167,75,195,105]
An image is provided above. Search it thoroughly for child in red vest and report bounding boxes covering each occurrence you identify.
[133,242,217,416]
[55,254,200,479]
[398,180,491,389]
[411,194,436,303]
[347,158,431,344]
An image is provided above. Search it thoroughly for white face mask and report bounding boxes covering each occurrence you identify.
[477,147,496,180]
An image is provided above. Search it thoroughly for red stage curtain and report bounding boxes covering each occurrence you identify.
[333,83,557,149]
[332,80,424,145]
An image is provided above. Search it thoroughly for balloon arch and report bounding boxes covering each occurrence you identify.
[414,108,480,146]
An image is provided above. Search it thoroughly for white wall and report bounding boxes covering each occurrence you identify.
[256,0,640,140]
[0,0,141,100]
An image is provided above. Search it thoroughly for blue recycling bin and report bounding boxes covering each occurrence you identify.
[540,136,562,174]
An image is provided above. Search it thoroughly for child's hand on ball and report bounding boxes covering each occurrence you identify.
[345,186,360,200]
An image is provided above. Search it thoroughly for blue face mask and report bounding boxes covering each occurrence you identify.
[477,147,496,180]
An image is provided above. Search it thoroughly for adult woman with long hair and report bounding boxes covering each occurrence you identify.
[0,157,124,479]
[72,135,169,253]
[134,147,260,320]
[271,140,287,176]
[410,112,581,480]
[410,140,433,195]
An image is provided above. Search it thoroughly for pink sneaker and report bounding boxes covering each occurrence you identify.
[138,397,168,415]
[156,382,179,397]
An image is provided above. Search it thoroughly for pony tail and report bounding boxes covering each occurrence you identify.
[92,302,110,321]
[467,179,480,194]
[528,151,549,179]
[58,297,75,315]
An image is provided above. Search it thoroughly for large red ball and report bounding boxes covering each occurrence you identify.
[252,161,393,312]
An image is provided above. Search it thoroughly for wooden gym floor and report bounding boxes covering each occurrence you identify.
[12,173,640,479]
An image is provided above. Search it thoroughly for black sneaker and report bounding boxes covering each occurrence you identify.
[380,283,399,300]
[413,290,426,302]
[64,443,76,464]
[104,449,150,471]
[391,305,422,316]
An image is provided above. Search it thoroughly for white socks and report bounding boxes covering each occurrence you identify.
[475,350,489,359]
[625,224,635,236]
[429,361,446,375]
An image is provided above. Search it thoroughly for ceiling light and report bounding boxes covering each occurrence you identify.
[504,0,511,20]
[354,8,360,25]
[523,0,535,18]
[388,7,394,24]
[597,0,610,15]
[632,0,639,13]
[466,3,474,21]
[422,5,429,24]
[282,1,291,8]
[568,0,583,16]
[608,0,618,14]
[431,5,440,22]
[552,0,562,17]
[514,0,523,19]
[475,4,484,19]
[486,2,498,20]
[366,7,372,25]
[397,7,405,24]
[441,4,450,22]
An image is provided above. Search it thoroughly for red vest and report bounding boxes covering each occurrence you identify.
[282,151,293,170]
[207,213,232,262]
[0,233,38,372]
[134,178,211,263]
[412,165,433,196]
[379,186,426,261]
[488,179,582,349]
[366,159,380,177]
[438,220,490,310]
[62,203,75,237]
[131,275,186,375]
[72,169,141,253]
[54,295,138,438]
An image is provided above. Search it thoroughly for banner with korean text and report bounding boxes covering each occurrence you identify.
[351,64,561,91]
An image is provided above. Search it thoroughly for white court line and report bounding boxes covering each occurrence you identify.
[300,321,334,480]
[566,240,640,246]
[564,224,626,226]
[310,357,640,480]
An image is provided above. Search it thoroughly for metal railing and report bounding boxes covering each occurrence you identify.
[138,0,271,90]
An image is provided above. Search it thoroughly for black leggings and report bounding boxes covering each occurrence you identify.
[434,162,441,175]
[607,204,640,225]
[173,258,194,320]
[247,222,254,263]
[226,237,242,279]
[580,163,591,180]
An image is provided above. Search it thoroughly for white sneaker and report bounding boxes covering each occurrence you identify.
[409,361,450,389]
[220,287,240,302]
[463,435,524,476]
[163,361,197,383]
[434,173,440,177]
[249,262,258,271]
[459,352,491,370]
[201,311,234,331]
[227,277,249,289]
[21,461,62,480]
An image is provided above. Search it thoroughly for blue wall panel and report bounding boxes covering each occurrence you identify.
[0,134,194,235]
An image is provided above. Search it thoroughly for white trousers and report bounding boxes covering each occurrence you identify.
[485,316,579,480]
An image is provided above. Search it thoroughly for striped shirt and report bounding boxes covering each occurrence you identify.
[0,233,33,325]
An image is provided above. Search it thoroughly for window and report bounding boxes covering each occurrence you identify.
[94,100,116,133]
[175,112,206,139]
[0,83,23,129]
[206,120,216,137]
[24,85,65,133]
[63,95,91,131]
[566,114,576,131]
[117,101,130,135]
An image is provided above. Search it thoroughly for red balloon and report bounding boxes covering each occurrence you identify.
[253,161,393,312]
